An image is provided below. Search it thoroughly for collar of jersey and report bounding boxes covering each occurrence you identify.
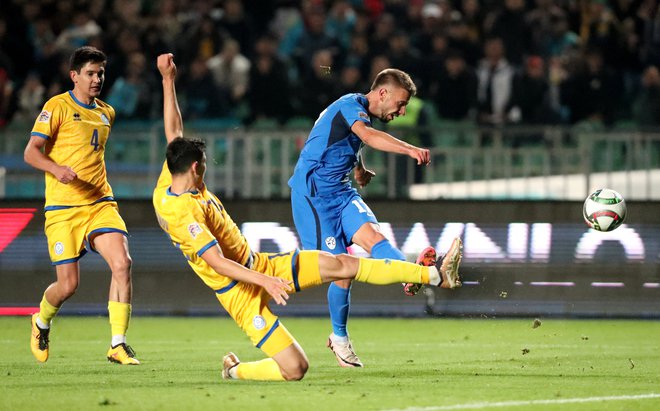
[68,90,97,109]
[166,186,199,196]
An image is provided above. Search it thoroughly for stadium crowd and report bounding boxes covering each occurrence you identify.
[0,0,659,130]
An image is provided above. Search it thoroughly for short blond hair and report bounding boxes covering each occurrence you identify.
[370,68,417,96]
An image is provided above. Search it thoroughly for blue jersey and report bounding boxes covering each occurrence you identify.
[288,93,371,197]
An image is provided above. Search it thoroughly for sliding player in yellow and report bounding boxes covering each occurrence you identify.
[154,53,463,381]
[25,46,138,365]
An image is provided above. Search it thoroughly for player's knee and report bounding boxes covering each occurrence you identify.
[334,254,359,279]
[282,359,309,381]
[110,255,132,276]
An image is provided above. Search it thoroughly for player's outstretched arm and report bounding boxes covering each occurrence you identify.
[351,121,430,165]
[157,53,183,144]
[199,245,292,305]
[24,136,77,184]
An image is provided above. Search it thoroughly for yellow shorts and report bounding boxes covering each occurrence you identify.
[214,249,322,357]
[44,200,128,265]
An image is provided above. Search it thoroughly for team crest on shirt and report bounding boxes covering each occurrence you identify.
[38,110,51,122]
[187,222,203,239]
[99,113,110,125]
[325,236,337,250]
[54,242,64,255]
[253,315,266,330]
[358,111,369,120]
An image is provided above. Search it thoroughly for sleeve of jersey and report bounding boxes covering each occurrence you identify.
[179,199,218,258]
[31,98,64,140]
[340,98,371,128]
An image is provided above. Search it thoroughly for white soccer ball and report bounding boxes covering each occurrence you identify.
[582,188,627,232]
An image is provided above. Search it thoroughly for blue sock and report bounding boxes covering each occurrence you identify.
[327,282,350,337]
[371,239,406,261]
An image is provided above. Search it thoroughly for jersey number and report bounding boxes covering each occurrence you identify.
[90,129,100,151]
[352,199,372,215]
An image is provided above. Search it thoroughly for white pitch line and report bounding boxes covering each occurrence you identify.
[381,393,660,411]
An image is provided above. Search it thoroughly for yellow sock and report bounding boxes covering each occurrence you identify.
[354,258,430,285]
[235,358,285,381]
[38,294,59,325]
[108,301,131,337]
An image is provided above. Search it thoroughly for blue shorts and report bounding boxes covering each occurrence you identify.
[291,189,378,254]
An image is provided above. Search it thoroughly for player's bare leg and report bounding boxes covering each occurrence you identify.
[30,262,80,362]
[93,232,139,365]
[223,341,308,381]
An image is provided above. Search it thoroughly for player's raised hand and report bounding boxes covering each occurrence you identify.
[262,276,293,306]
[157,53,177,79]
[354,164,376,188]
[53,165,77,184]
[409,147,431,165]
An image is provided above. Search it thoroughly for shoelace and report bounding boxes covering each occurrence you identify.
[38,328,50,350]
[123,344,137,358]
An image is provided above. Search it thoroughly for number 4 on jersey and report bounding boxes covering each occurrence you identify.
[90,129,99,151]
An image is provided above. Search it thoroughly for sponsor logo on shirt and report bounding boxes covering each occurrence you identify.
[73,113,81,121]
[187,222,203,239]
[38,110,51,122]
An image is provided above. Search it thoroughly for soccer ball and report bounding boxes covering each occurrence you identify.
[582,188,627,232]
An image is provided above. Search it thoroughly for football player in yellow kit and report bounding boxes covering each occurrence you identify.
[24,46,139,365]
[153,53,463,381]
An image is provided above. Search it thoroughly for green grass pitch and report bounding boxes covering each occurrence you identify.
[2,317,659,411]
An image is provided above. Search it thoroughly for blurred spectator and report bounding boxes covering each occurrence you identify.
[14,72,45,123]
[526,0,563,57]
[219,0,256,58]
[336,64,368,96]
[460,0,484,44]
[510,56,559,125]
[488,0,529,66]
[105,52,156,119]
[543,11,580,58]
[180,56,228,120]
[297,49,339,120]
[411,2,444,55]
[476,37,519,126]
[54,10,101,54]
[0,0,656,129]
[207,38,251,104]
[447,14,482,66]
[386,31,422,86]
[581,0,623,68]
[178,14,225,66]
[326,0,357,50]
[246,34,293,125]
[344,34,371,80]
[632,66,660,127]
[432,50,477,121]
[560,47,622,126]
[289,5,342,80]
[369,13,397,59]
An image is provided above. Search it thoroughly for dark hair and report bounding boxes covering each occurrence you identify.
[370,68,417,97]
[166,137,206,175]
[69,46,107,72]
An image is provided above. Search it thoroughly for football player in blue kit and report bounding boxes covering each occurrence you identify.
[288,68,463,367]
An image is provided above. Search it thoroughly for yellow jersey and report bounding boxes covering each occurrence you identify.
[31,91,115,208]
[152,162,253,290]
